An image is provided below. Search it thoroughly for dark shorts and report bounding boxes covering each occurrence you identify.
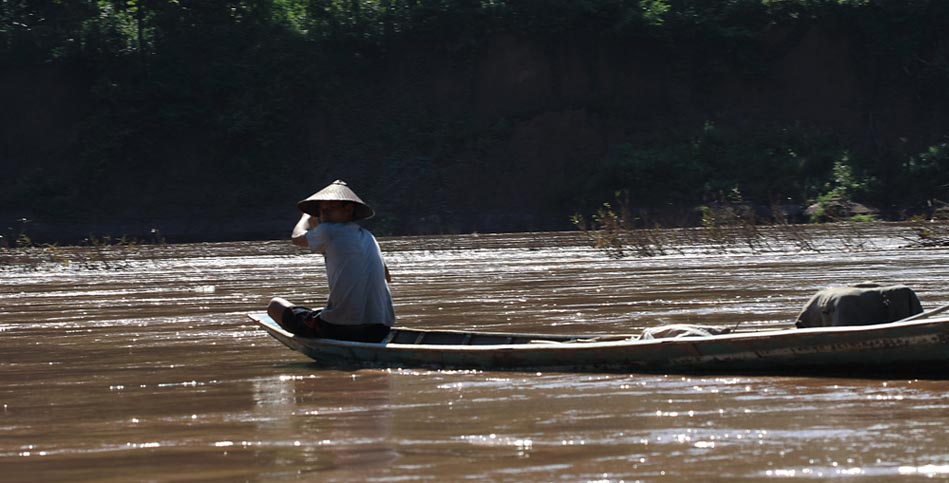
[279,306,391,343]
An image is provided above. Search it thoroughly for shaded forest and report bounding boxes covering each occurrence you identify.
[2,0,949,243]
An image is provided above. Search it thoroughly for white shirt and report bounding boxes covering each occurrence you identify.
[305,222,395,326]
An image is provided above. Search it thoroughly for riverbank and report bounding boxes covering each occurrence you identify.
[0,210,290,246]
[4,199,946,247]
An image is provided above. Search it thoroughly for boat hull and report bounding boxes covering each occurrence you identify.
[249,314,949,377]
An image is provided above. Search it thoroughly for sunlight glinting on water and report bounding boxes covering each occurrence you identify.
[1,226,948,482]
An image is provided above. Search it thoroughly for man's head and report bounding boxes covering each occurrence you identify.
[318,200,355,223]
[297,180,375,220]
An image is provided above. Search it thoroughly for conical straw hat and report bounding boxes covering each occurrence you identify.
[297,180,375,220]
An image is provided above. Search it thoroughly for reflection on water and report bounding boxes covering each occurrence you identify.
[249,371,398,479]
[1,226,948,482]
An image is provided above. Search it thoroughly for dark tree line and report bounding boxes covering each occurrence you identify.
[2,1,948,239]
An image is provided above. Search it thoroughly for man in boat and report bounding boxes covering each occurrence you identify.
[267,180,395,342]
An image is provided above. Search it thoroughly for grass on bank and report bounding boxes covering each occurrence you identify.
[0,220,166,271]
[572,192,949,259]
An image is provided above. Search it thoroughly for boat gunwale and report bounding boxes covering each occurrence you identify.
[248,313,949,352]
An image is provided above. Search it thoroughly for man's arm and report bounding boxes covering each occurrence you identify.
[291,213,318,248]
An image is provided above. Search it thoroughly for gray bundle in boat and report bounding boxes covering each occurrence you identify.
[795,283,923,328]
[640,324,732,340]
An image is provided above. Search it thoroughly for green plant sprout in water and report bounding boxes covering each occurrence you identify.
[572,188,891,259]
[572,192,672,259]
[906,214,949,248]
[1,223,167,271]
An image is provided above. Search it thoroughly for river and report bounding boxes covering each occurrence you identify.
[1,224,947,482]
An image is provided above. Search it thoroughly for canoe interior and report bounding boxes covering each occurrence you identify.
[247,313,637,345]
[385,328,636,345]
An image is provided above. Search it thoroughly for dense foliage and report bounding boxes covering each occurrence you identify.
[2,1,949,238]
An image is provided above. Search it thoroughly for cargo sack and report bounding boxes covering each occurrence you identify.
[795,283,923,328]
[640,324,731,340]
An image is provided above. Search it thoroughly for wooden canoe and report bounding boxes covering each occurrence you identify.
[248,312,949,377]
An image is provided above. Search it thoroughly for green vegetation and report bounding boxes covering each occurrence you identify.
[589,121,845,214]
[0,226,164,271]
[2,1,949,240]
[571,189,949,258]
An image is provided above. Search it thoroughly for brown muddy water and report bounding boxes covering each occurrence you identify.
[1,225,948,482]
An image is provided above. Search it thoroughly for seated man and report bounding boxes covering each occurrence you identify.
[268,180,395,342]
